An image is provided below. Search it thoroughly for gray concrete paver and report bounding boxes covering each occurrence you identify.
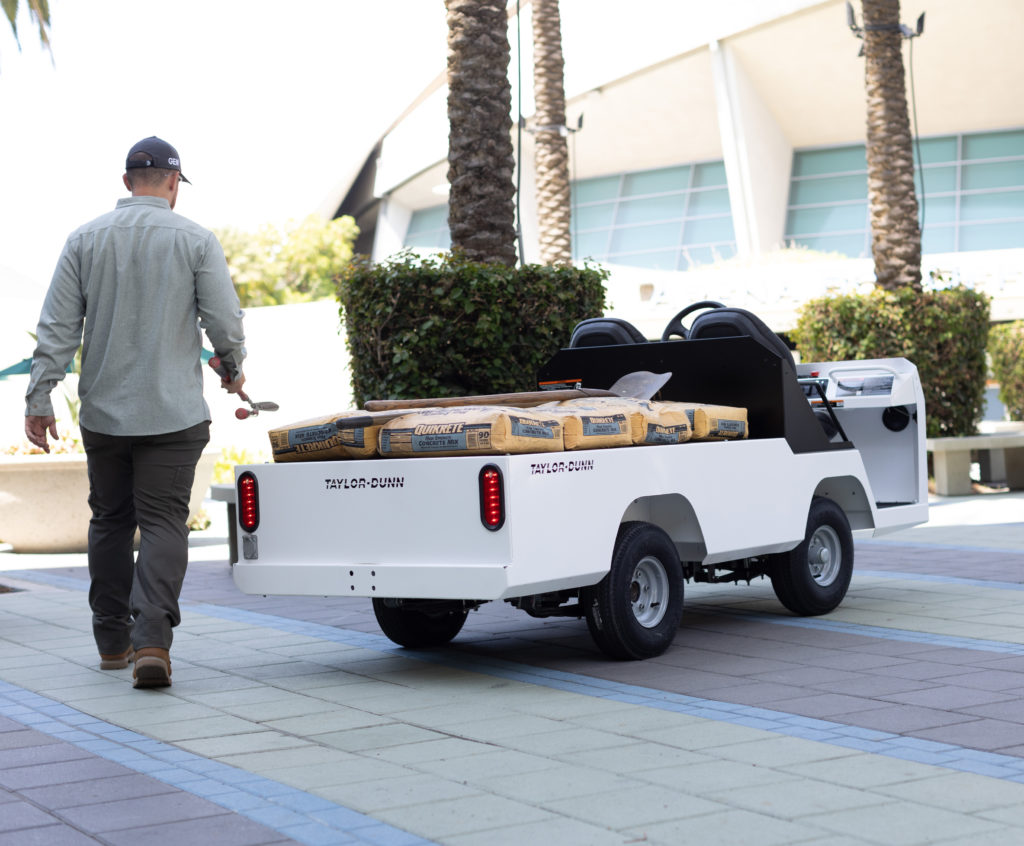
[369,794,555,841]
[443,817,633,846]
[0,757,133,791]
[100,814,294,846]
[0,800,65,833]
[18,773,178,808]
[541,783,726,828]
[875,770,1024,813]
[800,800,1005,846]
[56,791,229,832]
[0,825,101,846]
[634,807,829,846]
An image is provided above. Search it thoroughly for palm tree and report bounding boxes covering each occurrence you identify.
[861,0,922,292]
[445,0,518,267]
[531,0,572,265]
[3,0,51,58]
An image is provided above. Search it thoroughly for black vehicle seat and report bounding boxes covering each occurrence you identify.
[687,307,795,367]
[689,306,847,442]
[569,317,648,348]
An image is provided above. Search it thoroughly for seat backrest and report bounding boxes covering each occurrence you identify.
[569,317,648,348]
[687,307,795,367]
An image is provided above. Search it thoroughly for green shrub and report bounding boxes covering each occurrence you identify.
[337,251,608,405]
[792,285,990,437]
[989,321,1024,420]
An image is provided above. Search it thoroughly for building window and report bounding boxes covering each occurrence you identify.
[404,205,451,249]
[785,129,1024,257]
[571,162,736,270]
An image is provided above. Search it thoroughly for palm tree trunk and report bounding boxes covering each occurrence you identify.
[531,0,572,265]
[445,0,518,267]
[861,0,922,292]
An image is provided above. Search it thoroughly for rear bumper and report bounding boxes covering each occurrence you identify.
[233,559,512,600]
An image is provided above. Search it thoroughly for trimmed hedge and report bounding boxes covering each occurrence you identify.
[792,286,990,438]
[337,251,608,406]
[989,321,1024,420]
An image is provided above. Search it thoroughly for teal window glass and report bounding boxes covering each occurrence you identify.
[963,130,1024,160]
[962,160,1024,191]
[921,195,956,224]
[574,203,616,230]
[915,166,956,195]
[610,222,682,254]
[623,166,690,195]
[787,205,867,237]
[960,221,1024,251]
[572,175,620,204]
[921,225,955,254]
[960,191,1024,222]
[789,174,867,206]
[790,145,866,177]
[611,250,681,270]
[616,195,684,226]
[787,129,1024,256]
[571,160,735,269]
[404,205,450,248]
[687,188,731,216]
[916,137,957,165]
[574,229,611,258]
[681,216,734,245]
[692,161,728,187]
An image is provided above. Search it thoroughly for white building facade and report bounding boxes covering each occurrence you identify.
[327,0,1024,337]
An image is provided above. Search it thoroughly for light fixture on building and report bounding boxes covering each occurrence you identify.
[845,2,924,55]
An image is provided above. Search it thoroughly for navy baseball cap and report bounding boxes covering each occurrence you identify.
[125,136,191,184]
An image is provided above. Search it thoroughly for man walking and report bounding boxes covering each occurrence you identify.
[24,136,247,689]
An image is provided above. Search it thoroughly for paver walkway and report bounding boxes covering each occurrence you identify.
[1,492,1024,845]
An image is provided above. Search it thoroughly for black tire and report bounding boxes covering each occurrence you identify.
[372,599,468,648]
[770,496,853,616]
[583,522,684,660]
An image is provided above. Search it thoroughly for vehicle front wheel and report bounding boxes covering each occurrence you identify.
[372,599,468,648]
[583,521,684,660]
[770,496,853,616]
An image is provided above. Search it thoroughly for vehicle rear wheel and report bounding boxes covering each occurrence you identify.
[770,496,853,616]
[372,599,468,648]
[583,522,684,660]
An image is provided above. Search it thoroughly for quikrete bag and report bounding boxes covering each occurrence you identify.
[378,406,564,457]
[550,398,691,448]
[664,401,748,440]
[269,412,380,462]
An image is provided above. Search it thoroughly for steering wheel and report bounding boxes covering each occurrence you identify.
[660,300,726,341]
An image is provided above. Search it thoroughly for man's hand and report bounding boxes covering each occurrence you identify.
[25,415,58,453]
[221,373,246,396]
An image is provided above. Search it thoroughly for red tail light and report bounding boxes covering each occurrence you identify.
[479,465,505,531]
[237,471,260,532]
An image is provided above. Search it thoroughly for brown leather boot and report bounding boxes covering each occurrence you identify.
[133,647,171,689]
[99,647,135,670]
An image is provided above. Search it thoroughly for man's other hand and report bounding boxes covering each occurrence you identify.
[25,415,58,453]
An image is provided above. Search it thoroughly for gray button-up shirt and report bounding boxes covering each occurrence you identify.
[26,196,246,436]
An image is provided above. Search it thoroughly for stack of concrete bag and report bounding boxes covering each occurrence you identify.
[268,399,747,462]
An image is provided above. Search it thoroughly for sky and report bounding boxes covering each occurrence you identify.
[0,0,448,295]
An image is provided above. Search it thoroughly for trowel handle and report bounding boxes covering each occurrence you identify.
[208,355,231,380]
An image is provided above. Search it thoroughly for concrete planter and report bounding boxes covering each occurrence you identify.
[0,448,219,554]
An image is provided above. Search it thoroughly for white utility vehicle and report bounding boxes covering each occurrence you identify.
[229,304,928,659]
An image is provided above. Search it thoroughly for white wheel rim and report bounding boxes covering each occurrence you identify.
[630,555,670,628]
[807,525,842,586]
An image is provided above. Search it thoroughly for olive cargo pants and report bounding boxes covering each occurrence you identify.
[81,422,210,654]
